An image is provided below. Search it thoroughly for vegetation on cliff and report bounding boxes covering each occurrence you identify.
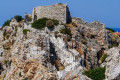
[60,28,71,36]
[101,54,107,63]
[32,17,59,29]
[23,29,30,35]
[83,67,106,80]
[14,15,23,22]
[2,20,11,27]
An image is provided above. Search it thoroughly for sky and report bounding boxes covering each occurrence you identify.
[0,0,120,28]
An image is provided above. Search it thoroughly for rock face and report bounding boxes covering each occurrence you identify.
[105,48,120,80]
[0,4,120,80]
[32,4,71,23]
[71,18,108,69]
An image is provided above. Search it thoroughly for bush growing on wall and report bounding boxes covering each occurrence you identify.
[32,17,59,29]
[46,20,54,28]
[53,19,59,26]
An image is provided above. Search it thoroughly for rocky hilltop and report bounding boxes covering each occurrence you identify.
[0,4,120,80]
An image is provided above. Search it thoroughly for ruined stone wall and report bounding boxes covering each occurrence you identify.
[72,18,107,47]
[32,4,71,23]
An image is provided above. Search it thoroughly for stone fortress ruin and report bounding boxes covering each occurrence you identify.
[32,4,71,24]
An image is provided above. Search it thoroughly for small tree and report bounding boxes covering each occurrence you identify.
[14,15,23,22]
[46,20,54,28]
[2,20,11,27]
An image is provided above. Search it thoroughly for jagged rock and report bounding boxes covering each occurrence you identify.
[105,48,120,80]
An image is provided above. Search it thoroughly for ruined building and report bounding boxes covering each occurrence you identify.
[32,4,71,23]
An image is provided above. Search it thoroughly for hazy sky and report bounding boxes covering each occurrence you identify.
[0,0,120,28]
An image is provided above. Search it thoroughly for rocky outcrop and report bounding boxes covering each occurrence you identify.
[105,48,120,80]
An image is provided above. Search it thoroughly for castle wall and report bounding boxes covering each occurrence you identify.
[32,4,71,23]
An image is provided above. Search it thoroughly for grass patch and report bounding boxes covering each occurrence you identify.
[101,54,107,63]
[83,67,106,80]
[60,28,71,36]
[0,52,3,57]
[23,29,30,35]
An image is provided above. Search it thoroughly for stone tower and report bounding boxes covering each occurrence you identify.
[32,4,71,23]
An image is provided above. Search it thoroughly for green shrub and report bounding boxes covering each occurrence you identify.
[0,52,3,57]
[60,28,71,36]
[2,20,11,27]
[14,15,23,22]
[58,3,63,5]
[3,31,7,37]
[32,18,48,29]
[108,41,119,49]
[19,72,22,77]
[15,26,18,32]
[32,17,59,29]
[23,29,30,35]
[46,20,54,28]
[4,60,8,65]
[53,19,59,26]
[3,45,5,49]
[25,15,32,22]
[83,67,106,80]
[101,54,107,63]
[112,41,119,47]
[106,28,115,32]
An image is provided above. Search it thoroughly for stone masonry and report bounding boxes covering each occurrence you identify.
[32,4,71,23]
